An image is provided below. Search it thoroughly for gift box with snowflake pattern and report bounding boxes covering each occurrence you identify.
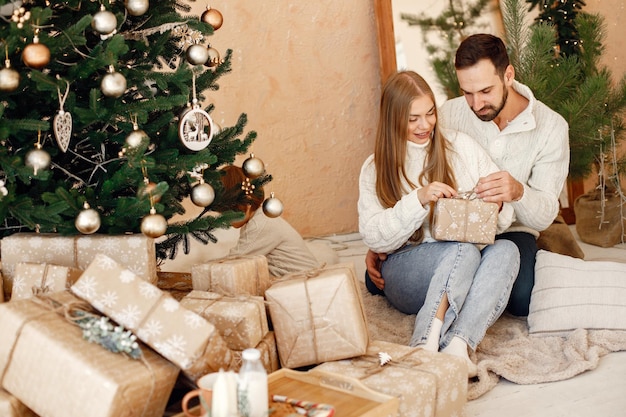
[0,291,179,417]
[190,255,270,297]
[10,262,83,301]
[0,388,37,417]
[432,197,499,245]
[1,233,157,298]
[231,330,280,373]
[314,340,467,417]
[180,290,269,351]
[70,253,234,380]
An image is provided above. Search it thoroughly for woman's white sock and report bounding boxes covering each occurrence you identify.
[442,336,477,377]
[422,318,443,352]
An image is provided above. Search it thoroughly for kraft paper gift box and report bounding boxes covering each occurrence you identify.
[180,290,269,350]
[264,262,369,368]
[190,255,271,297]
[10,262,83,301]
[314,340,468,417]
[0,292,180,417]
[0,389,37,417]
[71,254,235,380]
[232,331,280,373]
[432,196,499,245]
[1,233,157,297]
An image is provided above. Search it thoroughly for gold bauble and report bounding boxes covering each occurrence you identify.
[141,210,167,238]
[190,182,215,207]
[262,192,283,218]
[138,181,161,203]
[205,47,221,68]
[0,66,20,91]
[22,42,50,69]
[75,204,101,234]
[125,0,149,16]
[201,7,223,30]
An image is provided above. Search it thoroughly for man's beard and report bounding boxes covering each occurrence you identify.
[474,87,508,122]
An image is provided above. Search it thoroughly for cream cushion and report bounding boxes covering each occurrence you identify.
[528,250,626,336]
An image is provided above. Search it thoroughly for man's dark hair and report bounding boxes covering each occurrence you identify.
[455,34,510,78]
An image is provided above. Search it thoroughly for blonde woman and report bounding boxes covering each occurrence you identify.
[358,71,520,377]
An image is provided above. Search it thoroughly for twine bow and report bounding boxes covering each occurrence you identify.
[352,348,423,377]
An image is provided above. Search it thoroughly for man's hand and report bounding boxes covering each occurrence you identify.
[365,249,387,290]
[475,171,523,203]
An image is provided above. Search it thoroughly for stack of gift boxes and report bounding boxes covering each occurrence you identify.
[0,233,469,417]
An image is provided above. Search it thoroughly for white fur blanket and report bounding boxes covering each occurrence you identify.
[359,283,626,400]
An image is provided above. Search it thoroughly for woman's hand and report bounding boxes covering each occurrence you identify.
[417,182,457,206]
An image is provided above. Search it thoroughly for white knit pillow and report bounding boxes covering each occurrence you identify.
[528,250,626,336]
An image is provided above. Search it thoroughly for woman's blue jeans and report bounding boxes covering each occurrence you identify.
[380,240,520,351]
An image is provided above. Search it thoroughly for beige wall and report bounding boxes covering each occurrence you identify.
[188,1,381,237]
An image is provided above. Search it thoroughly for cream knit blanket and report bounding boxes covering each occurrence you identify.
[360,283,626,400]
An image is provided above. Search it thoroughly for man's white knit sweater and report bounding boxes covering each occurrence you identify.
[439,81,569,237]
[358,129,515,254]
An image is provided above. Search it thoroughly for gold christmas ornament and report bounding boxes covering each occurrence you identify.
[201,6,223,30]
[25,144,51,175]
[186,44,209,66]
[101,66,127,98]
[124,0,149,17]
[141,207,167,238]
[205,46,221,68]
[242,153,265,179]
[190,181,215,207]
[92,6,117,36]
[262,192,283,218]
[0,60,20,92]
[138,181,161,203]
[22,31,50,69]
[75,202,101,234]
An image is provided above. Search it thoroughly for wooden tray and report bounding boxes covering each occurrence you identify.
[171,368,398,417]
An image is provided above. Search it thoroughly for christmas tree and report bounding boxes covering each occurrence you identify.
[0,0,273,260]
[526,0,586,57]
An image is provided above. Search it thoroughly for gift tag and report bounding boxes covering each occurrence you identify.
[53,110,72,152]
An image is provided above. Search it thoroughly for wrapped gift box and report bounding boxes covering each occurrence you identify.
[180,290,269,350]
[190,255,270,297]
[432,197,498,244]
[0,389,37,417]
[232,331,280,373]
[71,254,234,380]
[11,262,83,301]
[264,263,369,368]
[1,233,157,297]
[0,292,180,417]
[314,340,468,417]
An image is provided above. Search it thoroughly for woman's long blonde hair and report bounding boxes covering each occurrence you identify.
[374,71,456,213]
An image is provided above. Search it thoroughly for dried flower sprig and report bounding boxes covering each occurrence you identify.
[73,311,142,359]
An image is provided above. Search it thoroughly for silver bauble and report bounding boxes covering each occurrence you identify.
[186,44,209,66]
[262,193,283,218]
[25,147,51,175]
[126,129,147,148]
[92,9,117,35]
[141,210,167,238]
[125,0,149,16]
[75,206,101,234]
[242,153,265,179]
[101,71,127,98]
[0,66,20,92]
[190,182,215,207]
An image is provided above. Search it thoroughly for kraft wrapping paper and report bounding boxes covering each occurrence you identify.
[0,292,179,417]
[191,255,270,297]
[264,263,369,368]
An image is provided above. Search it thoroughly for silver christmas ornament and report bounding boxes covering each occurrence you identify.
[92,8,117,36]
[186,44,209,66]
[242,153,265,179]
[75,203,101,234]
[126,128,147,148]
[124,0,149,16]
[101,68,127,98]
[0,64,20,92]
[262,192,283,218]
[141,208,167,238]
[25,146,51,175]
[190,181,215,207]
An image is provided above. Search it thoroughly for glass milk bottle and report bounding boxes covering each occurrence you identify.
[237,348,268,417]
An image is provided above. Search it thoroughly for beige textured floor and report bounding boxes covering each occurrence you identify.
[311,228,626,417]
